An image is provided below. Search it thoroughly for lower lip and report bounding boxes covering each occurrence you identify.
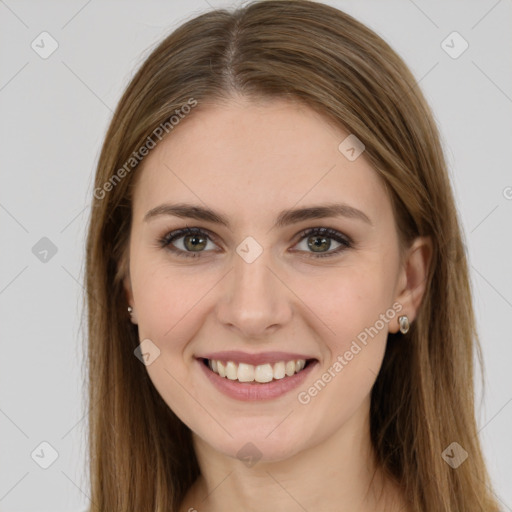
[196,358,318,401]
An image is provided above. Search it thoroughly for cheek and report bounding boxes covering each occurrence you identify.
[130,262,214,424]
[293,262,395,352]
[132,256,215,342]
[294,263,396,420]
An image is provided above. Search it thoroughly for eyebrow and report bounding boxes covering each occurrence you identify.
[144,202,372,228]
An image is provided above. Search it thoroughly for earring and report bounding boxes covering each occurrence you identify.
[127,306,133,315]
[398,315,410,334]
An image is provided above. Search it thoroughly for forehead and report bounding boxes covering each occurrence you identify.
[132,97,391,228]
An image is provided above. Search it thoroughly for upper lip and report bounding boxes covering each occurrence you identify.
[198,351,317,366]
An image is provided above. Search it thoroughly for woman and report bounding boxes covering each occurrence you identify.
[85,1,501,510]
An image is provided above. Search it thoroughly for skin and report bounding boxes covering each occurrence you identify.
[123,96,431,512]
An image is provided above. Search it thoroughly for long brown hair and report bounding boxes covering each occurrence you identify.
[85,1,500,510]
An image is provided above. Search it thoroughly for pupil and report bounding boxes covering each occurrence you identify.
[185,235,206,251]
[308,235,330,252]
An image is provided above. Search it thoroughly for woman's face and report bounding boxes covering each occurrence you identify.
[125,96,416,462]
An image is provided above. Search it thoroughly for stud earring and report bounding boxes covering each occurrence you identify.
[127,306,133,315]
[398,315,410,334]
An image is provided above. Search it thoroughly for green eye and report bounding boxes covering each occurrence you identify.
[293,227,351,258]
[181,233,208,252]
[160,227,216,258]
[160,226,352,259]
[308,234,334,252]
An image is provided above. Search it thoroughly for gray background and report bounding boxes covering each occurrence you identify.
[0,0,511,510]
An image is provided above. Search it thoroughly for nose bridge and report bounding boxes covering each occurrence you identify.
[215,245,292,336]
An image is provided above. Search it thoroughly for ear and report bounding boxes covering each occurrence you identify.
[120,253,138,325]
[389,236,432,334]
[123,274,139,325]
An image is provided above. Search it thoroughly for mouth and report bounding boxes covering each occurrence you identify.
[200,357,316,384]
[196,355,319,401]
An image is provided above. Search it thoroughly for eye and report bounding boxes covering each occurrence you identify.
[292,227,352,258]
[159,226,352,259]
[159,227,218,258]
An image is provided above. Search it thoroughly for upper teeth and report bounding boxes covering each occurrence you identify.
[208,359,307,383]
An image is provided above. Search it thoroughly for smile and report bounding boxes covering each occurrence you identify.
[196,355,319,401]
[205,358,308,383]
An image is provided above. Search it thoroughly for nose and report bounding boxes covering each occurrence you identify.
[215,247,293,339]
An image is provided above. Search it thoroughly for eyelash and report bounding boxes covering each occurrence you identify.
[158,226,352,259]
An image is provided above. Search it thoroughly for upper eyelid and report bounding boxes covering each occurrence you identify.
[160,226,218,245]
[169,226,219,242]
